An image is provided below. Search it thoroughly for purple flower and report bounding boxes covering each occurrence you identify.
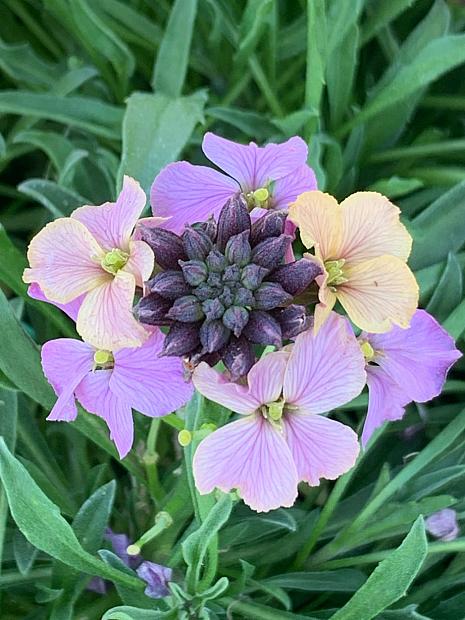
[136,561,172,598]
[359,310,462,446]
[149,132,317,233]
[104,528,140,570]
[41,330,193,458]
[28,281,84,321]
[426,509,459,541]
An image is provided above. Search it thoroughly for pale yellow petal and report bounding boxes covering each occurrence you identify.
[339,192,412,264]
[337,256,419,333]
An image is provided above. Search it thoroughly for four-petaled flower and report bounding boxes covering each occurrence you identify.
[192,313,366,512]
[23,176,154,351]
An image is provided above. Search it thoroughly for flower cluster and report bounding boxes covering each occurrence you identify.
[24,132,462,515]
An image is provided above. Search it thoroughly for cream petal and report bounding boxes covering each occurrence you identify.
[123,240,154,288]
[193,362,259,415]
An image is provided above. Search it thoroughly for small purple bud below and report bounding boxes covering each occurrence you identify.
[241,264,268,290]
[206,249,227,272]
[243,310,282,347]
[139,226,186,270]
[167,295,204,322]
[272,304,310,339]
[182,226,213,260]
[222,305,250,338]
[147,271,190,300]
[425,509,459,541]
[225,230,251,267]
[254,282,293,310]
[202,298,225,321]
[250,210,287,245]
[216,194,251,251]
[136,561,172,599]
[251,234,292,270]
[179,260,208,286]
[222,336,255,379]
[268,258,322,295]
[200,319,230,353]
[135,293,172,326]
[161,322,200,357]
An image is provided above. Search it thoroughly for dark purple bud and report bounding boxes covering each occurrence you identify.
[192,215,217,241]
[206,249,226,273]
[254,282,293,310]
[234,287,255,307]
[243,311,282,347]
[207,272,222,288]
[136,561,172,599]
[222,305,249,338]
[135,293,172,326]
[162,322,200,356]
[225,230,251,267]
[222,336,255,379]
[167,296,204,322]
[179,260,208,286]
[200,320,230,353]
[250,210,287,246]
[147,271,190,300]
[223,264,241,283]
[251,234,292,270]
[241,264,268,290]
[139,226,186,270]
[217,194,251,251]
[267,258,322,295]
[219,286,234,307]
[182,226,213,260]
[194,283,214,301]
[202,298,225,321]
[272,304,310,339]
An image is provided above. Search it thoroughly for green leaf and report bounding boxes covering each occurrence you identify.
[330,517,427,620]
[0,437,143,590]
[426,252,463,322]
[326,24,359,128]
[235,0,274,67]
[361,0,415,44]
[13,130,75,173]
[326,0,363,60]
[264,569,366,592]
[103,607,178,620]
[152,0,198,97]
[72,481,116,553]
[305,0,326,114]
[0,38,61,88]
[206,106,276,140]
[0,387,18,570]
[13,530,38,576]
[443,298,465,341]
[18,179,87,218]
[368,177,423,199]
[118,90,206,196]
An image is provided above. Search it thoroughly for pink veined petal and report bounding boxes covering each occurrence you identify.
[75,369,134,459]
[362,365,410,447]
[110,330,194,417]
[72,176,146,251]
[253,136,309,188]
[284,414,360,486]
[41,338,94,421]
[123,240,154,288]
[150,161,239,234]
[76,271,149,351]
[366,309,462,403]
[23,218,107,304]
[272,164,317,210]
[247,351,289,405]
[28,282,84,321]
[193,415,299,512]
[284,312,366,413]
[192,362,259,415]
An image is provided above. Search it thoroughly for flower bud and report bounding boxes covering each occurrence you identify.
[139,226,187,270]
[272,304,310,339]
[216,194,251,251]
[225,230,251,267]
[206,249,227,273]
[194,283,214,301]
[147,271,190,300]
[167,295,204,322]
[219,286,234,307]
[179,260,208,286]
[192,215,217,240]
[223,264,241,283]
[241,264,268,290]
[267,258,322,295]
[243,310,282,347]
[200,319,231,353]
[234,287,255,307]
[222,336,255,379]
[182,226,213,260]
[222,306,249,338]
[254,282,293,310]
[135,293,172,326]
[251,234,292,270]
[202,298,225,321]
[250,210,287,246]
[161,322,200,356]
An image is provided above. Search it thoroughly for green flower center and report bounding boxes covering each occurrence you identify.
[360,340,375,363]
[93,349,114,369]
[246,186,270,210]
[101,248,129,274]
[325,259,348,288]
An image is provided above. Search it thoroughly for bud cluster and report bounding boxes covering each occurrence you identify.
[137,195,321,378]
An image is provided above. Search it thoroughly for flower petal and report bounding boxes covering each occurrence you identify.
[123,239,154,288]
[150,161,238,233]
[77,271,149,351]
[284,312,366,413]
[339,192,412,264]
[28,282,84,321]
[362,365,409,446]
[110,330,194,417]
[284,414,359,485]
[71,176,146,250]
[75,369,134,459]
[192,362,259,415]
[247,351,289,404]
[288,191,342,259]
[366,309,462,403]
[272,164,317,210]
[337,256,419,333]
[23,218,107,304]
[193,415,299,512]
[41,338,94,421]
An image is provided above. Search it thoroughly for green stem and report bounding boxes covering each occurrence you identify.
[248,56,284,117]
[143,418,164,504]
[161,413,184,431]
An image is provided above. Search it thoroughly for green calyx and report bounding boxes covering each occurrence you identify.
[246,186,270,210]
[101,248,129,274]
[325,259,348,288]
[93,349,114,369]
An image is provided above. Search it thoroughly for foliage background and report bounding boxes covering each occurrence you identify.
[0,0,465,618]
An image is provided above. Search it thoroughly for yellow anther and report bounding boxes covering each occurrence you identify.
[93,350,114,366]
[253,187,269,203]
[178,429,192,447]
[101,248,129,274]
[360,340,375,362]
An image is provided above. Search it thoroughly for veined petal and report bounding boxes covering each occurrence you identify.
[338,256,419,333]
[247,351,289,405]
[150,161,238,234]
[284,312,366,413]
[41,338,94,421]
[72,176,146,251]
[193,362,259,415]
[288,191,342,259]
[362,366,409,447]
[339,192,412,264]
[123,239,154,288]
[193,415,299,512]
[272,164,317,210]
[75,369,134,458]
[23,218,107,304]
[110,330,193,417]
[77,271,149,351]
[28,282,84,321]
[284,414,359,485]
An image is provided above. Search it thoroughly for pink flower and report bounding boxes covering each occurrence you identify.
[41,330,193,458]
[149,132,317,233]
[192,313,366,512]
[23,176,154,351]
[359,310,462,446]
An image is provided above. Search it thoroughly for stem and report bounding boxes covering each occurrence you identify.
[143,418,164,504]
[161,413,184,431]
